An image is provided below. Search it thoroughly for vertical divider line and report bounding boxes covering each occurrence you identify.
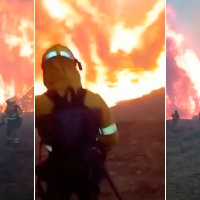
[164,0,167,199]
[33,0,36,199]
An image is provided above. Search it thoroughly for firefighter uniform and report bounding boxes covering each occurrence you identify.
[3,97,23,146]
[36,44,119,152]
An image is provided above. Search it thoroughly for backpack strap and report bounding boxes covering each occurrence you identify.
[64,87,76,102]
[45,87,84,105]
[75,88,87,104]
[45,90,64,105]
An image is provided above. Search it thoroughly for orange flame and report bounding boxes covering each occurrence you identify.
[35,0,165,106]
[0,0,34,112]
[166,5,200,119]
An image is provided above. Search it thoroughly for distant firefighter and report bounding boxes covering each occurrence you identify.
[171,110,179,126]
[1,97,23,148]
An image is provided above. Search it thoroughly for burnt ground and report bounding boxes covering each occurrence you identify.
[0,113,34,200]
[35,88,165,200]
[35,120,165,200]
[166,118,200,200]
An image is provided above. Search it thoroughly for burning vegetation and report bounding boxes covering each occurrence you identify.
[35,0,165,107]
[0,87,34,112]
[0,0,34,112]
[166,5,200,119]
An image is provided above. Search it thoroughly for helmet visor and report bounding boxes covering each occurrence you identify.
[43,50,75,62]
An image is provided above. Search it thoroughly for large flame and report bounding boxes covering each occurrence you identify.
[35,0,165,107]
[0,0,34,112]
[166,5,200,119]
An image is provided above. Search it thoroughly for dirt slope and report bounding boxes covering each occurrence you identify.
[0,113,34,200]
[35,88,165,200]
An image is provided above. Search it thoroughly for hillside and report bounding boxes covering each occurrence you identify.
[111,88,165,122]
[166,118,200,199]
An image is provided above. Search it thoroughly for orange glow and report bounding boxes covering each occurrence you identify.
[166,5,200,119]
[0,0,34,112]
[35,0,165,106]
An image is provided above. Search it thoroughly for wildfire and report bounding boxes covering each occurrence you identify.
[0,0,34,112]
[166,5,200,119]
[35,0,165,106]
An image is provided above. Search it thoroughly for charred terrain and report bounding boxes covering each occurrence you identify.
[0,113,34,200]
[166,118,200,200]
[35,88,165,200]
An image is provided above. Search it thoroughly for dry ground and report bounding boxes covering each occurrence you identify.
[0,113,34,200]
[35,88,165,200]
[166,118,200,200]
[35,120,165,200]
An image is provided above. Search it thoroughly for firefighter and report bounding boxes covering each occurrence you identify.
[35,44,119,200]
[171,110,179,126]
[1,97,23,148]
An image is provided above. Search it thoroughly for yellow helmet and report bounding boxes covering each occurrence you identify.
[42,44,82,70]
[6,97,16,104]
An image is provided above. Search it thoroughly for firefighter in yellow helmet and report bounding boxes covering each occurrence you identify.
[35,44,119,200]
[1,97,23,148]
